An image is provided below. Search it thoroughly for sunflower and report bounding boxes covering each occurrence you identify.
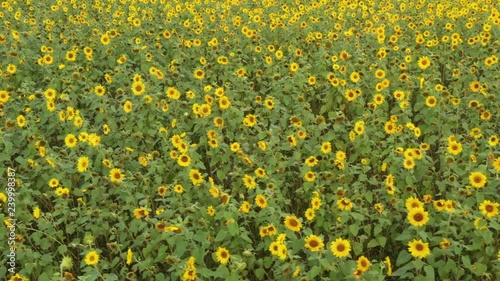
[384,256,392,276]
[305,156,318,167]
[191,68,204,80]
[425,95,437,107]
[305,208,315,221]
[84,251,99,265]
[65,134,78,148]
[479,200,499,218]
[284,215,302,232]
[17,115,26,127]
[403,158,415,169]
[243,114,257,127]
[407,208,430,227]
[239,201,251,213]
[215,247,230,264]
[77,156,90,173]
[493,157,500,172]
[373,94,384,105]
[133,207,149,219]
[304,171,316,182]
[243,174,257,189]
[439,238,451,249]
[131,81,145,96]
[469,172,487,188]
[173,184,183,194]
[330,238,351,258]
[311,197,322,210]
[405,196,424,210]
[408,239,430,259]
[350,71,360,82]
[219,96,231,109]
[123,100,133,113]
[356,256,370,272]
[255,194,267,208]
[417,56,431,70]
[304,235,324,252]
[177,154,191,167]
[189,169,203,186]
[207,206,215,216]
[447,141,462,155]
[48,178,59,188]
[109,168,124,183]
[0,90,10,103]
[337,198,353,211]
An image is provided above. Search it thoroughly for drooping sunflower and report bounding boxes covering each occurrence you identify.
[84,251,99,265]
[215,247,230,265]
[469,172,487,188]
[330,238,351,258]
[479,200,499,218]
[407,239,430,259]
[407,208,430,227]
[304,235,324,252]
[284,215,302,232]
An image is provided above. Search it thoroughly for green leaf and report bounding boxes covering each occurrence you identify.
[377,236,387,247]
[255,268,265,280]
[461,255,471,269]
[228,222,239,236]
[424,265,435,281]
[367,239,379,248]
[472,262,487,276]
[349,224,359,236]
[308,265,322,279]
[396,250,412,266]
[214,230,228,242]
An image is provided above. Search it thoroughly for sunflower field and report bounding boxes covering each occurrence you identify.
[0,0,499,280]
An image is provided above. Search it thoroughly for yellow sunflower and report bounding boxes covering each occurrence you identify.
[468,172,487,188]
[356,256,370,272]
[284,215,302,232]
[189,169,203,186]
[407,208,430,227]
[77,156,90,173]
[215,247,230,264]
[330,238,351,258]
[417,56,431,70]
[84,251,99,265]
[304,235,324,252]
[109,168,124,184]
[408,239,430,259]
[479,200,499,218]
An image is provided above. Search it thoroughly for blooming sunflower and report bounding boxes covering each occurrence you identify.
[407,208,430,227]
[356,256,370,272]
[405,196,424,210]
[189,169,203,186]
[177,154,191,167]
[84,251,99,265]
[65,134,78,148]
[284,215,302,232]
[304,235,324,252]
[330,238,351,258]
[215,247,230,264]
[255,194,268,209]
[469,172,487,188]
[194,68,205,79]
[337,198,353,211]
[321,142,332,154]
[408,239,430,259]
[479,200,499,218]
[77,156,90,173]
[447,141,462,155]
[417,56,431,70]
[243,174,257,189]
[109,168,124,183]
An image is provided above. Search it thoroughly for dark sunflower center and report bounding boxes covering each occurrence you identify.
[416,243,424,251]
[337,244,345,252]
[414,213,424,222]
